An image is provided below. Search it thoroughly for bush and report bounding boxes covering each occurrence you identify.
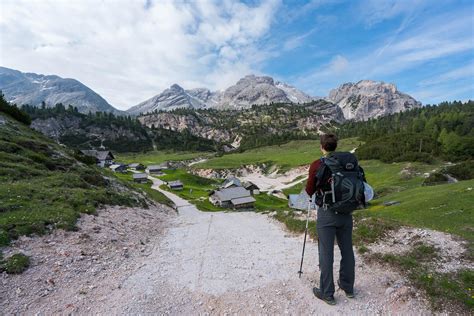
[355,133,440,163]
[394,152,435,164]
[445,161,474,180]
[74,151,97,165]
[1,253,30,274]
[423,172,448,185]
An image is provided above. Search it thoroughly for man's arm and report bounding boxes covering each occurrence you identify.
[305,159,321,196]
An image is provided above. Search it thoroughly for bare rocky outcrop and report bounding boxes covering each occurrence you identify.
[216,75,315,109]
[327,80,421,121]
[127,84,209,115]
[138,112,233,143]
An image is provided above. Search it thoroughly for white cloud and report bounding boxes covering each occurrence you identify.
[0,0,281,109]
[358,0,428,27]
[418,63,474,87]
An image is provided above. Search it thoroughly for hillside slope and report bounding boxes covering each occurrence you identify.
[0,110,149,246]
[139,100,344,150]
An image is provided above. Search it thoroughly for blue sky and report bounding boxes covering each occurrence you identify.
[265,0,474,104]
[1,0,473,109]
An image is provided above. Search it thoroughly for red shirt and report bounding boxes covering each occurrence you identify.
[305,158,323,196]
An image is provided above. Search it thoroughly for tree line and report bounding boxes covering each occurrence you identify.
[333,100,474,163]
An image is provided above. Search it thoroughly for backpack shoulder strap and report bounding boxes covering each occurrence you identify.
[315,158,331,189]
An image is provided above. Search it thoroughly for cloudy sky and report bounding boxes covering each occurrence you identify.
[1,0,473,110]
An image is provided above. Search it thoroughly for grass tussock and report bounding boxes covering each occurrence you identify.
[0,253,30,274]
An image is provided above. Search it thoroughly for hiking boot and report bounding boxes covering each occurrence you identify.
[337,280,355,298]
[312,287,336,305]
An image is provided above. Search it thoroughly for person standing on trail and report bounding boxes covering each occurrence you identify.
[306,133,366,305]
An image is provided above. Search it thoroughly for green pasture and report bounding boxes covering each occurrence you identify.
[117,150,210,165]
[195,137,361,171]
[113,172,174,208]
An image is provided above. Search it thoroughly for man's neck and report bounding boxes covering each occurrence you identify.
[322,150,334,157]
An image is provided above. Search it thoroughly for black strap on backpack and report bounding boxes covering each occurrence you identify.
[314,152,366,214]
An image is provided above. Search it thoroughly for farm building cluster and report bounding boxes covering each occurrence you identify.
[79,150,298,211]
[209,176,261,210]
[78,150,183,189]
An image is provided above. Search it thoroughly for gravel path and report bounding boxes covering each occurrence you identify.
[1,176,431,314]
[98,176,429,314]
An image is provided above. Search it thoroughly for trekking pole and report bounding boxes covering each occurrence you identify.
[298,194,313,278]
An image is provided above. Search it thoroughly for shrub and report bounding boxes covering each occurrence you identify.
[74,151,97,165]
[1,253,30,274]
[423,172,448,185]
[394,152,435,164]
[445,161,474,180]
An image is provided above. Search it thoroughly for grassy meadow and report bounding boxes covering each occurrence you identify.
[117,150,210,165]
[195,137,361,171]
[113,172,174,208]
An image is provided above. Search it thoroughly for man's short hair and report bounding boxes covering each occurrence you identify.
[320,133,338,151]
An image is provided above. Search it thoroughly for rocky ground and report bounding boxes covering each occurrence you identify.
[369,226,473,273]
[0,205,173,314]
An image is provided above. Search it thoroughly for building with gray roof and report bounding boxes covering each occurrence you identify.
[210,187,256,209]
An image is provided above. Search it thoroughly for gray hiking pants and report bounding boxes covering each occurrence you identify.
[316,208,355,298]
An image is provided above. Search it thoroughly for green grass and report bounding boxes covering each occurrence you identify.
[0,113,147,246]
[117,150,210,165]
[365,180,474,243]
[113,173,175,208]
[362,160,443,197]
[156,168,290,212]
[254,193,289,211]
[1,253,30,274]
[195,137,361,171]
[157,169,222,212]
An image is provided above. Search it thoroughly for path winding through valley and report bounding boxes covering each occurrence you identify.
[96,176,428,314]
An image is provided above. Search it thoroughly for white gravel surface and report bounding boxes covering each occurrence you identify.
[369,227,473,273]
[1,176,432,314]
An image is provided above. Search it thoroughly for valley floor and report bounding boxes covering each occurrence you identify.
[0,176,431,314]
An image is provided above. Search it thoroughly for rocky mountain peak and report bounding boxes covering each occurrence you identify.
[236,74,275,86]
[327,80,421,121]
[127,74,317,113]
[0,67,122,114]
[169,84,184,92]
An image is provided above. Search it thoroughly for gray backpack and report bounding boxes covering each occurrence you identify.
[315,152,366,214]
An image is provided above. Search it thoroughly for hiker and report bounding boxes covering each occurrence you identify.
[306,133,366,305]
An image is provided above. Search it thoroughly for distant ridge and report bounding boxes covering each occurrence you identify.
[0,67,122,114]
[126,74,317,115]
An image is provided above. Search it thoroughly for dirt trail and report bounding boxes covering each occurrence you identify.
[1,176,430,314]
[96,176,429,314]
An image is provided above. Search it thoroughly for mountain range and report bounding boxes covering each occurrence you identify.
[127,75,316,115]
[0,66,421,121]
[0,67,122,114]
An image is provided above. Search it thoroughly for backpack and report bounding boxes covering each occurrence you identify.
[314,152,366,214]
